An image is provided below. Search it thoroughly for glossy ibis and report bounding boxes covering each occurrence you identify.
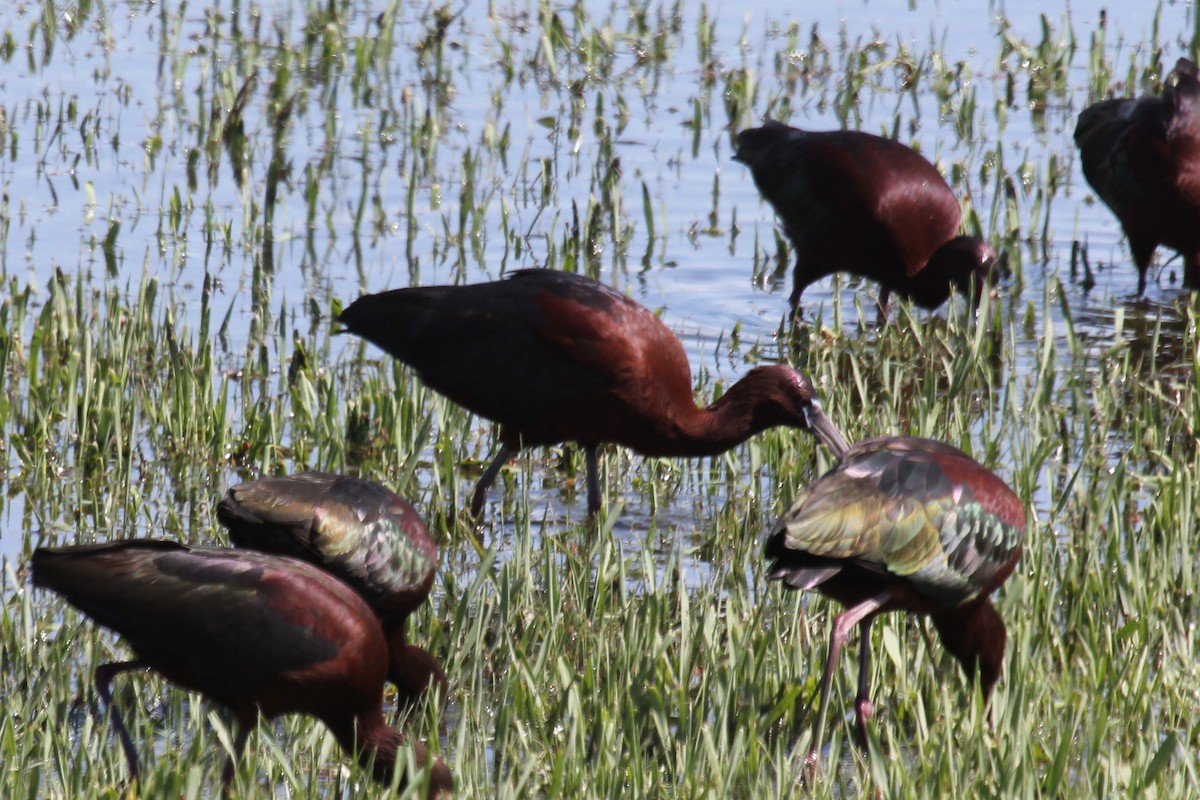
[1074,58,1200,294]
[217,471,445,705]
[339,268,849,515]
[734,120,999,322]
[31,540,453,796]
[764,436,1025,768]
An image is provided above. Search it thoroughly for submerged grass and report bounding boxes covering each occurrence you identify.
[1,0,1199,798]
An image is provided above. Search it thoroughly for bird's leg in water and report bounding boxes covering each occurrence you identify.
[584,446,601,515]
[854,617,875,747]
[471,444,515,516]
[874,290,891,327]
[94,660,147,784]
[806,592,888,772]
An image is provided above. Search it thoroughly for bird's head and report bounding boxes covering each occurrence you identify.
[751,368,850,457]
[918,236,1003,308]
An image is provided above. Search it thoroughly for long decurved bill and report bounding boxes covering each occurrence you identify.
[804,404,850,459]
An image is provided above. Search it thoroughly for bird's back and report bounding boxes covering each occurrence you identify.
[32,540,387,716]
[218,472,437,622]
[1167,59,1200,201]
[737,123,955,209]
[766,437,1025,610]
[1075,94,1169,215]
[340,269,695,447]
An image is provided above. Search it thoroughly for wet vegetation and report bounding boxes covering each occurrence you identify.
[1,0,1198,797]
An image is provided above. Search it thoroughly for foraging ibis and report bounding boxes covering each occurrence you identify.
[735,120,998,321]
[1074,57,1200,294]
[339,268,849,515]
[765,436,1025,768]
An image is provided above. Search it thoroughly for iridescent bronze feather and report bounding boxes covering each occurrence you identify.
[218,472,443,704]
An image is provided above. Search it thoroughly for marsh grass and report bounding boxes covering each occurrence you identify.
[6,266,1198,797]
[1,0,1199,797]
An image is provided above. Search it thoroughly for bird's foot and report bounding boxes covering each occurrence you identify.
[801,746,820,783]
[854,699,875,747]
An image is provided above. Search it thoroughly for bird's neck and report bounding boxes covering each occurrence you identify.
[387,635,448,707]
[318,710,406,786]
[680,370,790,453]
[884,258,957,308]
[931,598,1007,699]
[650,402,755,456]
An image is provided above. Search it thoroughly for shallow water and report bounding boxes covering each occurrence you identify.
[0,0,1194,565]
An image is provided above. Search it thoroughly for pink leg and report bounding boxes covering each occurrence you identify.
[94,660,147,784]
[806,592,890,773]
[854,617,875,747]
[471,444,514,516]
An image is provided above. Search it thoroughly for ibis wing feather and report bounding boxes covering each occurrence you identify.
[338,270,647,438]
[772,437,1025,606]
[776,464,948,576]
[220,473,437,621]
[31,542,368,693]
[311,494,437,610]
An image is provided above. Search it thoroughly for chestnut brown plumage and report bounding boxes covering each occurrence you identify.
[1074,58,1200,294]
[765,437,1025,768]
[31,540,452,796]
[217,471,445,706]
[339,268,849,515]
[735,120,998,321]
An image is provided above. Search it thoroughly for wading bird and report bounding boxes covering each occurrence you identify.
[217,471,445,705]
[735,120,998,322]
[339,268,849,515]
[765,436,1025,769]
[1074,57,1200,294]
[31,540,452,797]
